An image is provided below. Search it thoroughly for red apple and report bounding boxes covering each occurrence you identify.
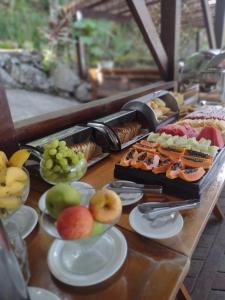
[89,189,122,224]
[57,206,93,240]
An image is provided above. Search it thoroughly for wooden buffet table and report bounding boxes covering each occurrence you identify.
[25,148,225,300]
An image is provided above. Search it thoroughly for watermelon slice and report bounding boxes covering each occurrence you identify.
[196,126,224,148]
[158,124,197,138]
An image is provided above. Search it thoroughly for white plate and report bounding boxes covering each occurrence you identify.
[28,287,60,300]
[104,180,143,206]
[47,227,127,286]
[129,207,183,239]
[4,205,38,239]
[38,181,95,213]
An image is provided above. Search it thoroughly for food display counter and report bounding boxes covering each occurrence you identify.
[1,82,225,300]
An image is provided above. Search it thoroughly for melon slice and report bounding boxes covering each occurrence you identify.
[196,126,224,148]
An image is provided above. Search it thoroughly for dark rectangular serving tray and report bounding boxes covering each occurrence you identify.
[114,148,225,199]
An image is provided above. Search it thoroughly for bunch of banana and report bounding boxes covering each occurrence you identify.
[0,150,30,215]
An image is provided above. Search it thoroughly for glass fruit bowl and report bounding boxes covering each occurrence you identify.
[40,187,122,275]
[0,167,30,220]
[40,158,87,185]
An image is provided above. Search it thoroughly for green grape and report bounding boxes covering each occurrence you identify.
[59,158,68,167]
[50,139,59,148]
[66,150,73,158]
[62,165,69,172]
[56,153,63,160]
[58,149,67,157]
[78,151,85,160]
[49,148,57,156]
[43,152,50,160]
[53,165,61,173]
[43,144,51,151]
[45,158,53,170]
[71,154,79,165]
[59,141,66,147]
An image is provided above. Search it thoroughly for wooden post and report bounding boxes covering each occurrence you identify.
[196,31,200,52]
[161,0,181,81]
[214,0,225,49]
[127,0,168,79]
[0,83,18,156]
[200,0,216,49]
[75,11,88,80]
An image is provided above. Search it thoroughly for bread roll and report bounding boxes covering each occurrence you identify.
[71,141,96,161]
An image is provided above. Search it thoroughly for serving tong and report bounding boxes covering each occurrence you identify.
[108,182,163,194]
[138,199,200,221]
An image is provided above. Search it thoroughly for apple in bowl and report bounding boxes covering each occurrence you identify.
[57,206,94,240]
[89,189,122,224]
[42,186,122,241]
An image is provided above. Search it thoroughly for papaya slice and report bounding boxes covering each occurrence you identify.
[184,149,212,160]
[120,148,139,167]
[140,140,158,148]
[152,158,172,174]
[158,146,184,161]
[131,152,160,170]
[179,167,205,182]
[166,161,183,179]
[181,156,212,169]
[133,141,157,155]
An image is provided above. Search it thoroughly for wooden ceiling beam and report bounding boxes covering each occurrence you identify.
[214,0,225,48]
[161,0,181,81]
[126,0,168,79]
[200,0,216,48]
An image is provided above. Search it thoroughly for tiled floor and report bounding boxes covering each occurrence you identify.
[185,188,225,299]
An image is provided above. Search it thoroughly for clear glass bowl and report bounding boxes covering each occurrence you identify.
[0,168,30,219]
[40,158,87,185]
[40,188,121,275]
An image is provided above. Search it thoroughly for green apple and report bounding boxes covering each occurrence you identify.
[90,221,104,237]
[46,183,80,219]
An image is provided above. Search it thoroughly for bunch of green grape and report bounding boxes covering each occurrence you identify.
[41,139,87,183]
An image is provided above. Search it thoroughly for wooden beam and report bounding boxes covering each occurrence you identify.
[127,0,168,79]
[0,82,18,155]
[200,0,216,48]
[214,0,225,48]
[177,284,192,300]
[161,0,181,81]
[75,11,88,80]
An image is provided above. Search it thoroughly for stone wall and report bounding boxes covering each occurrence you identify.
[0,50,92,102]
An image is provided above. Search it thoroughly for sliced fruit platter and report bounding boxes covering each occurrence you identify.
[114,125,225,198]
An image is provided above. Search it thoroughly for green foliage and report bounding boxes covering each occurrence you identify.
[0,0,48,49]
[72,18,152,67]
[72,19,114,66]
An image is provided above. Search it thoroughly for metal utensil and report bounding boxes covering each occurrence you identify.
[143,212,178,228]
[138,198,199,214]
[109,182,162,194]
[143,201,199,221]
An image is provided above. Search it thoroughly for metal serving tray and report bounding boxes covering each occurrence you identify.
[122,90,179,131]
[25,125,110,168]
[87,110,149,152]
[114,148,225,199]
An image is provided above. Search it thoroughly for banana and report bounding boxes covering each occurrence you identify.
[0,186,11,197]
[5,167,28,186]
[7,181,25,196]
[0,167,6,184]
[0,151,8,166]
[0,196,21,210]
